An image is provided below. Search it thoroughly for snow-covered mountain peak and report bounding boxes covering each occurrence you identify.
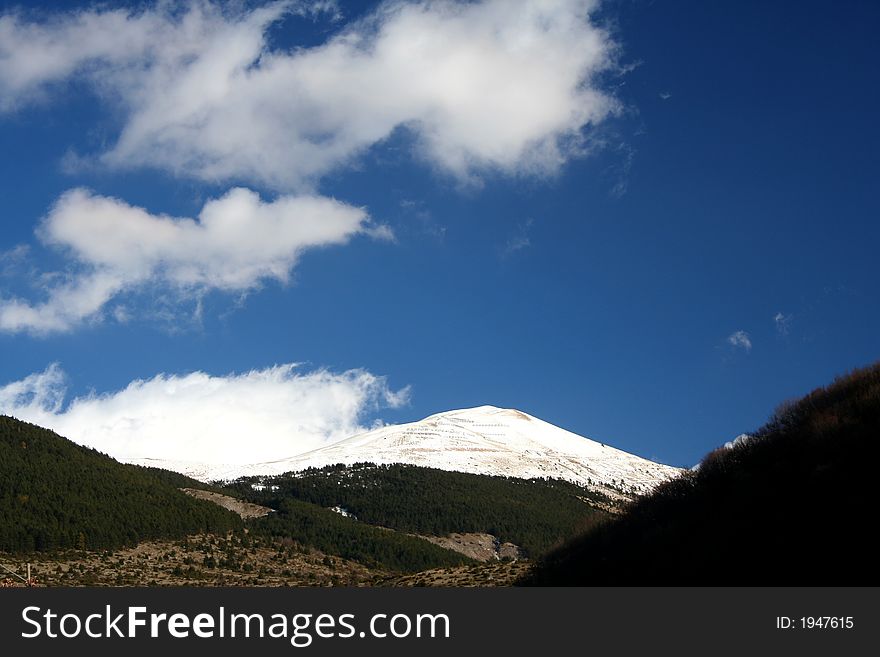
[131,405,683,496]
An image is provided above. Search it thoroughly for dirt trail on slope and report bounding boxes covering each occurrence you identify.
[417,532,522,562]
[181,488,272,519]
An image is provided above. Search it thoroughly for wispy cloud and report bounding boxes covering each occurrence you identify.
[727,330,752,352]
[609,143,635,198]
[773,311,792,335]
[0,0,620,189]
[399,198,446,241]
[0,187,389,334]
[0,363,410,465]
[0,244,31,278]
[500,218,534,258]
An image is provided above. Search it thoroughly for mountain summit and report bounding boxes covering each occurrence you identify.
[136,406,682,494]
[266,406,681,495]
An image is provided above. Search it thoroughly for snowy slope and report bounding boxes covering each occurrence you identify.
[129,405,682,494]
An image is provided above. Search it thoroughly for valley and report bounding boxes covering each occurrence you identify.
[1,532,530,587]
[4,362,878,587]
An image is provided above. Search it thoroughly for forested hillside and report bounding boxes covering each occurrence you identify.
[522,363,880,585]
[0,416,241,552]
[232,463,612,556]
[252,497,471,573]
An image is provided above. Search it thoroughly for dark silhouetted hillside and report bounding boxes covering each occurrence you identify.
[522,363,880,585]
[0,415,241,552]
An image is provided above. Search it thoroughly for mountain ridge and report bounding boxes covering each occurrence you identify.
[521,362,880,585]
[0,415,241,553]
[130,405,683,496]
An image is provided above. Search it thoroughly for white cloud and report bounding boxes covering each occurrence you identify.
[500,218,533,258]
[773,311,792,335]
[727,330,752,352]
[0,363,67,415]
[0,1,311,108]
[0,363,409,465]
[0,187,385,334]
[0,0,619,188]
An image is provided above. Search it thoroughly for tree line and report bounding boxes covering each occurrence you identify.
[231,462,611,557]
[0,416,241,553]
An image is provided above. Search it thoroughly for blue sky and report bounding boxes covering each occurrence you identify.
[0,0,877,469]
